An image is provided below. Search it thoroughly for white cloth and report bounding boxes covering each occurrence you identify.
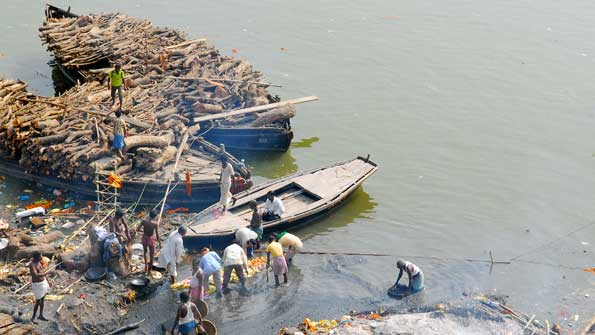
[179,302,196,325]
[220,163,234,207]
[31,279,50,300]
[158,231,184,270]
[190,268,202,288]
[404,261,421,276]
[235,227,258,247]
[264,197,285,216]
[222,243,247,267]
[94,226,109,241]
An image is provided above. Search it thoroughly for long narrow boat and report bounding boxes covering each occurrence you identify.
[43,4,295,152]
[0,138,250,210]
[184,156,378,249]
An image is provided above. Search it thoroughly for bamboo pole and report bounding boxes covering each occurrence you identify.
[157,131,189,225]
[192,96,319,123]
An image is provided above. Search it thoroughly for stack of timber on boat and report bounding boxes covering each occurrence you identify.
[185,156,378,249]
[0,78,250,208]
[40,4,318,152]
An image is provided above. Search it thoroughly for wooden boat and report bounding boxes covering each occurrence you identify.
[0,138,251,210]
[184,156,378,249]
[43,4,295,153]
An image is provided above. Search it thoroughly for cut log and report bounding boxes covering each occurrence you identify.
[15,244,60,259]
[250,104,296,127]
[125,132,174,151]
[33,119,60,130]
[191,102,223,114]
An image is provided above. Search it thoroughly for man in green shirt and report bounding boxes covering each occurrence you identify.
[107,63,126,109]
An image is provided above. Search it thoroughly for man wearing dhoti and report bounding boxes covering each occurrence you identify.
[30,251,51,323]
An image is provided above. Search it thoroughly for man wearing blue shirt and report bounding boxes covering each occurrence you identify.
[199,247,222,297]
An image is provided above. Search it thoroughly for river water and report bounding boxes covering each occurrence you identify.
[3,0,595,333]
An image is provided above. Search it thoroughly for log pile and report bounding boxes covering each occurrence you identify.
[0,77,201,181]
[39,12,282,124]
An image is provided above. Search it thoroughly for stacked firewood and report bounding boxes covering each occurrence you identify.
[39,12,278,120]
[0,78,197,181]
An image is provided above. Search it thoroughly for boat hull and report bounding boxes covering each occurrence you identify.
[0,156,220,210]
[183,185,363,250]
[184,156,378,250]
[203,126,293,152]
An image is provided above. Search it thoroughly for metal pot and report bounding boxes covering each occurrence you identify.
[84,267,107,282]
[129,276,150,288]
[151,262,165,272]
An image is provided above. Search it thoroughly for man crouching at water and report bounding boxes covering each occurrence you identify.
[30,251,51,323]
[391,259,424,295]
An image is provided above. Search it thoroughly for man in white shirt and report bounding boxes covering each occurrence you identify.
[262,191,285,221]
[221,240,248,293]
[219,158,234,211]
[158,226,187,284]
[235,227,258,259]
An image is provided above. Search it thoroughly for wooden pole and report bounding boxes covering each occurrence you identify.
[581,313,595,335]
[157,131,189,225]
[191,96,318,123]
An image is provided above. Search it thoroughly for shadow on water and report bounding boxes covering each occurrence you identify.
[292,187,378,239]
[50,64,76,96]
[236,149,299,179]
[290,136,319,149]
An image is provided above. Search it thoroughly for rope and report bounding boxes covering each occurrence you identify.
[252,250,590,271]
[510,220,595,261]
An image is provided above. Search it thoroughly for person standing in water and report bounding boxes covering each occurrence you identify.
[277,231,303,264]
[136,210,161,275]
[266,235,288,287]
[189,258,205,304]
[199,247,223,298]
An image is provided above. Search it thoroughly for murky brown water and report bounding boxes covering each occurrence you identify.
[3,0,595,333]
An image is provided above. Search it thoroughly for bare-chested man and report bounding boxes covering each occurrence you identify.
[136,210,161,275]
[30,251,51,323]
[109,208,131,245]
